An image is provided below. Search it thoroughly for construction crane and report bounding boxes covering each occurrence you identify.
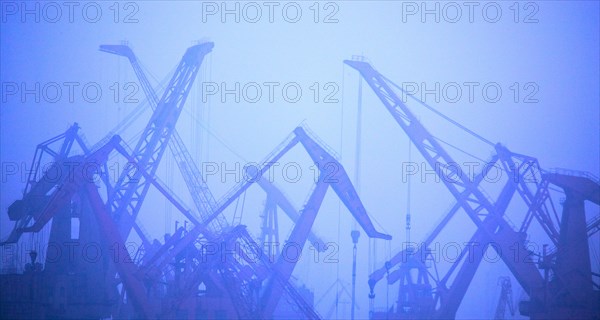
[0,124,117,318]
[4,133,155,317]
[494,277,515,319]
[3,123,89,244]
[345,59,542,319]
[258,126,392,318]
[344,60,599,319]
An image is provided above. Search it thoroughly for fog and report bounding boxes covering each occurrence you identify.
[1,1,598,319]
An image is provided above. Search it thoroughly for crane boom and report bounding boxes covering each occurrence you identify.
[108,43,213,242]
[295,127,391,240]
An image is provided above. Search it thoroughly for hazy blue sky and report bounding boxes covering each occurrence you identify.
[1,1,598,318]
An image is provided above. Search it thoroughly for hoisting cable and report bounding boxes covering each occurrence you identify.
[381,74,496,148]
[183,107,249,163]
[433,135,490,164]
[90,66,174,152]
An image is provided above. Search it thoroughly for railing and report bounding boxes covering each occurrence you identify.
[78,131,92,151]
[259,131,298,167]
[587,214,600,237]
[547,167,600,185]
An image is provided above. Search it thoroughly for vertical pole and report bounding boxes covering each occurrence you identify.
[407,141,412,245]
[355,62,363,197]
[351,230,360,320]
[542,244,548,308]
[352,55,364,320]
